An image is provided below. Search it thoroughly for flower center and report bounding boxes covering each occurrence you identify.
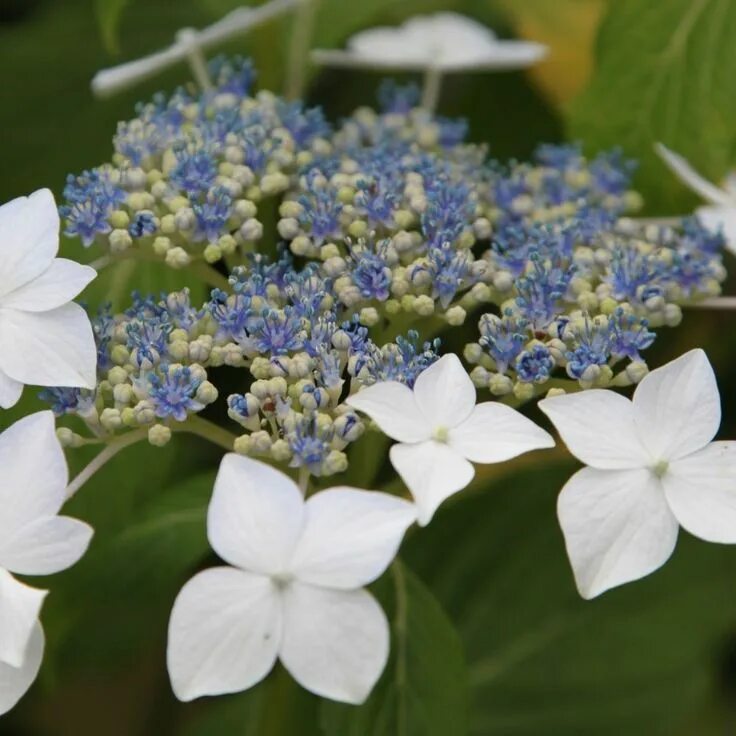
[652,459,669,478]
[432,425,450,443]
[272,572,294,589]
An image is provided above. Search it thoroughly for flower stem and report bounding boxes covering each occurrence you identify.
[177,29,214,92]
[391,559,409,735]
[420,65,443,113]
[185,261,231,290]
[285,0,319,100]
[172,415,238,451]
[65,428,149,499]
[297,466,310,494]
[688,296,736,310]
[64,417,237,499]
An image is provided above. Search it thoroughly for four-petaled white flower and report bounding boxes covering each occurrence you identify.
[539,349,736,599]
[0,189,97,409]
[0,411,93,715]
[167,454,416,704]
[315,12,547,72]
[346,354,555,526]
[655,142,736,252]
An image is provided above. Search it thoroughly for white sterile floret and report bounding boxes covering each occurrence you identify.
[539,348,736,599]
[655,143,736,252]
[0,189,97,408]
[0,411,93,715]
[167,454,416,705]
[315,12,547,72]
[346,353,555,525]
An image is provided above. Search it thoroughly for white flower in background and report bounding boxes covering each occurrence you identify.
[91,0,300,97]
[0,188,97,409]
[540,349,736,599]
[167,454,416,704]
[655,142,736,252]
[313,12,547,71]
[0,411,93,715]
[347,354,555,526]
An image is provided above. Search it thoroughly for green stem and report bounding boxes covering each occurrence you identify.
[420,65,443,113]
[64,417,237,499]
[297,466,310,494]
[89,250,231,291]
[172,415,238,451]
[65,428,149,499]
[391,560,409,736]
[285,0,320,100]
[186,261,231,290]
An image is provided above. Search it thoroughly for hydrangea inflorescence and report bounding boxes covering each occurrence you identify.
[50,56,728,472]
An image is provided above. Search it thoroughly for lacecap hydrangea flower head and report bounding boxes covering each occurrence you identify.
[2,51,735,715]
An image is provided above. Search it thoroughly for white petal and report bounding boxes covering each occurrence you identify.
[280,582,388,705]
[696,205,736,254]
[412,354,476,430]
[0,621,43,716]
[449,402,554,463]
[0,303,97,389]
[539,390,650,469]
[0,189,59,298]
[655,143,733,206]
[344,13,546,71]
[346,381,428,443]
[207,454,304,575]
[663,442,736,543]
[0,516,93,576]
[0,569,46,668]
[633,349,720,461]
[390,440,474,526]
[167,567,281,702]
[0,259,96,312]
[289,488,415,589]
[557,467,678,598]
[0,411,67,539]
[0,367,23,409]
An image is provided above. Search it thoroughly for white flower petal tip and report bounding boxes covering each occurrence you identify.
[0,622,44,716]
[313,13,548,73]
[0,189,98,396]
[169,456,413,703]
[544,349,736,597]
[391,441,474,526]
[351,355,553,525]
[654,142,734,207]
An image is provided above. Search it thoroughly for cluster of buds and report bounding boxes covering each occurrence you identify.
[50,59,729,477]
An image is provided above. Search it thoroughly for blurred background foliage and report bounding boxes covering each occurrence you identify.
[2,0,736,733]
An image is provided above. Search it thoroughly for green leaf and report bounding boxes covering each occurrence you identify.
[402,460,736,735]
[568,0,736,213]
[182,666,322,736]
[44,462,216,671]
[320,562,469,736]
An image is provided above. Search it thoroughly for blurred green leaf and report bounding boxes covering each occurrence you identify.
[568,0,736,213]
[321,562,469,736]
[402,460,736,735]
[44,461,216,671]
[95,0,132,53]
[182,666,322,736]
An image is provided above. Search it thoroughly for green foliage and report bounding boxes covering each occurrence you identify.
[95,0,132,53]
[403,461,736,735]
[43,459,217,672]
[321,562,469,736]
[569,0,736,213]
[182,667,322,736]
